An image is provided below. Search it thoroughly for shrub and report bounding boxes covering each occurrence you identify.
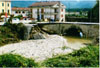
[16,23,27,40]
[0,54,38,67]
[42,45,99,67]
[0,26,19,46]
[14,15,23,20]
[0,23,27,46]
[4,23,27,40]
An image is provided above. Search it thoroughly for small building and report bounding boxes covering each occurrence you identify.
[29,1,66,22]
[66,12,80,15]
[66,11,88,17]
[12,7,31,17]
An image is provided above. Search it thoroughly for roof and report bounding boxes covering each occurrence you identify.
[29,1,60,7]
[12,7,30,11]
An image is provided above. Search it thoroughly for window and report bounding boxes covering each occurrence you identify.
[15,11,18,13]
[22,11,25,13]
[41,8,44,13]
[2,9,4,13]
[55,9,57,13]
[8,10,9,14]
[2,3,4,6]
[7,3,9,7]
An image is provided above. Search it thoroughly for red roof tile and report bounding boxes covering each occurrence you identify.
[12,7,30,11]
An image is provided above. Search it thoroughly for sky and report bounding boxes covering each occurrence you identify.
[11,0,97,8]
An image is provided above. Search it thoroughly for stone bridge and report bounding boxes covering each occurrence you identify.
[38,22,99,38]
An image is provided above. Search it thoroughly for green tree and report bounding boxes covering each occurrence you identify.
[88,0,99,22]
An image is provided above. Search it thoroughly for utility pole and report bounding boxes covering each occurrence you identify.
[59,1,62,36]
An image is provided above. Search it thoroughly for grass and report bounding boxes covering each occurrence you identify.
[0,54,39,67]
[42,45,99,67]
[61,46,68,50]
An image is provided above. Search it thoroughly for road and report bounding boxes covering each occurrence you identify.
[37,22,99,25]
[0,22,99,26]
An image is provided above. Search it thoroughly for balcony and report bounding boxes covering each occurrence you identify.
[35,11,58,15]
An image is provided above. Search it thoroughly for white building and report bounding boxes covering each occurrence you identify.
[29,1,66,22]
[12,7,30,17]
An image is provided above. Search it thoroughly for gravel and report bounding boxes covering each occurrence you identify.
[0,35,86,62]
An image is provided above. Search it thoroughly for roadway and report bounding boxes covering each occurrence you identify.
[37,22,99,25]
[0,22,99,26]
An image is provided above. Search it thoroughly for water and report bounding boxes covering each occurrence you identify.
[63,36,92,43]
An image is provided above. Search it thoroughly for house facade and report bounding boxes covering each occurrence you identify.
[29,1,66,22]
[0,0,11,14]
[12,7,30,17]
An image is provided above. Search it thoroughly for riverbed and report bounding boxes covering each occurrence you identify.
[0,35,91,62]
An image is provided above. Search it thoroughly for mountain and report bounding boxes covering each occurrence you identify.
[11,1,96,9]
[66,8,91,12]
[62,1,96,9]
[11,1,36,8]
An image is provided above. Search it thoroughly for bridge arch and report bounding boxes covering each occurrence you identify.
[64,25,83,37]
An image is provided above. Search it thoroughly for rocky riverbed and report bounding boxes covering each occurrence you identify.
[0,35,87,62]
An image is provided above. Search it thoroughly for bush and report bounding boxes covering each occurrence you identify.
[42,45,99,67]
[0,54,38,67]
[0,23,27,46]
[16,23,27,40]
[14,15,23,20]
[4,23,27,40]
[0,26,19,46]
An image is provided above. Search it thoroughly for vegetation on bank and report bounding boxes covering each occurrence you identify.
[88,0,99,22]
[0,23,27,46]
[42,45,99,67]
[0,54,38,67]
